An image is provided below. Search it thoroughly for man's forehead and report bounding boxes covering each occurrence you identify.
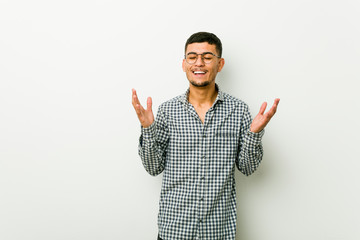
[186,42,217,53]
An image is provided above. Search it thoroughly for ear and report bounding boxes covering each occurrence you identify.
[182,59,186,72]
[217,58,225,72]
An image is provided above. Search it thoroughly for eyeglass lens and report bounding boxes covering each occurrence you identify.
[186,53,215,64]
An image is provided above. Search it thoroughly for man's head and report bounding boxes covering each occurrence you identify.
[185,32,222,57]
[183,32,225,88]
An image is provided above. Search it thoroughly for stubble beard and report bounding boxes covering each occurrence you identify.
[189,79,212,88]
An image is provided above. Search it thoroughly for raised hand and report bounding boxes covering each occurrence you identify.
[132,89,154,128]
[250,98,280,133]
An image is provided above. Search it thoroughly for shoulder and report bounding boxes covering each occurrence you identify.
[220,91,250,111]
[158,94,184,112]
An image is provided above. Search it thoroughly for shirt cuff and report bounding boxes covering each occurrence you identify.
[141,122,156,141]
[246,129,264,144]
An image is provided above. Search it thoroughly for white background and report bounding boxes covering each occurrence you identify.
[1,0,359,239]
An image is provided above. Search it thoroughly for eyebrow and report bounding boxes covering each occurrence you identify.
[186,51,214,55]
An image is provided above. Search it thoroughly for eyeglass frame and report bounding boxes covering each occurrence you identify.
[184,52,221,65]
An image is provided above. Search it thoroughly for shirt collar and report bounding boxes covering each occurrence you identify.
[179,84,225,105]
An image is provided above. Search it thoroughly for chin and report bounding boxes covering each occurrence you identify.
[189,80,212,87]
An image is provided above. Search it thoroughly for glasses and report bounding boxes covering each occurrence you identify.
[185,52,220,64]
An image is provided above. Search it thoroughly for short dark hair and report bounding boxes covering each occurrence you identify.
[185,32,223,57]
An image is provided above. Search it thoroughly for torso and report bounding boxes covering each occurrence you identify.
[193,104,211,123]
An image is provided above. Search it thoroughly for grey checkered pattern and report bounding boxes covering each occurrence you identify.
[138,85,264,240]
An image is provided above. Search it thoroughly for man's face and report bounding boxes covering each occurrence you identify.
[182,42,225,88]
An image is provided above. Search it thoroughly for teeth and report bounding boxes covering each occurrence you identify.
[194,71,205,74]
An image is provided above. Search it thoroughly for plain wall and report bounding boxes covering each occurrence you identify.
[1,0,359,239]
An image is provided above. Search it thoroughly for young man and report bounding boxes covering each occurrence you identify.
[132,32,280,240]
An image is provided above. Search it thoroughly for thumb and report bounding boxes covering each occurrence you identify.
[147,97,152,111]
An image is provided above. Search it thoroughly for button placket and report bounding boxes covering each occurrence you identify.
[198,124,208,227]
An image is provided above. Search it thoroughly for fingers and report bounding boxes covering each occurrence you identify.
[131,89,155,128]
[251,98,280,133]
[269,98,280,114]
[132,89,145,110]
[132,89,141,107]
[264,98,280,118]
[274,98,280,106]
[132,89,144,118]
[258,102,267,115]
[131,89,152,116]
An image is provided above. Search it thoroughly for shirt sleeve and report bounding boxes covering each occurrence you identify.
[236,105,264,176]
[138,106,169,176]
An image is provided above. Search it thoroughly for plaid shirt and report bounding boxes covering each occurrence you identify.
[138,86,264,240]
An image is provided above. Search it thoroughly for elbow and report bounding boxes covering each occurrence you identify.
[243,168,257,176]
[142,157,164,176]
[145,166,163,176]
[237,157,262,176]
[237,164,257,176]
[237,150,263,176]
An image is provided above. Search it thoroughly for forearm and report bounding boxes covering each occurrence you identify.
[138,122,166,176]
[237,129,264,176]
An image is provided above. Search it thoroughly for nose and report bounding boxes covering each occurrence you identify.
[194,55,205,66]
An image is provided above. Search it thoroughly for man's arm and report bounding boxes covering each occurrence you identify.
[132,89,168,176]
[236,99,280,175]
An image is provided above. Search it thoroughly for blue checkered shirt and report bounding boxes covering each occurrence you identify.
[138,86,264,240]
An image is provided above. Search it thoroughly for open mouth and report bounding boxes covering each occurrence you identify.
[192,71,206,76]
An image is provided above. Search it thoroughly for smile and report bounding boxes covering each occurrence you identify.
[193,71,206,75]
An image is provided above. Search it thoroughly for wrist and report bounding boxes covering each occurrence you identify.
[250,125,262,133]
[142,121,155,129]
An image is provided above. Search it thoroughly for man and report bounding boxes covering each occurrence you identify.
[132,32,280,240]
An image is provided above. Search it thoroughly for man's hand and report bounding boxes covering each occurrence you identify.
[132,89,154,128]
[250,98,280,133]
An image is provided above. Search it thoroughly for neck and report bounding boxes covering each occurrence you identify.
[188,83,218,107]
